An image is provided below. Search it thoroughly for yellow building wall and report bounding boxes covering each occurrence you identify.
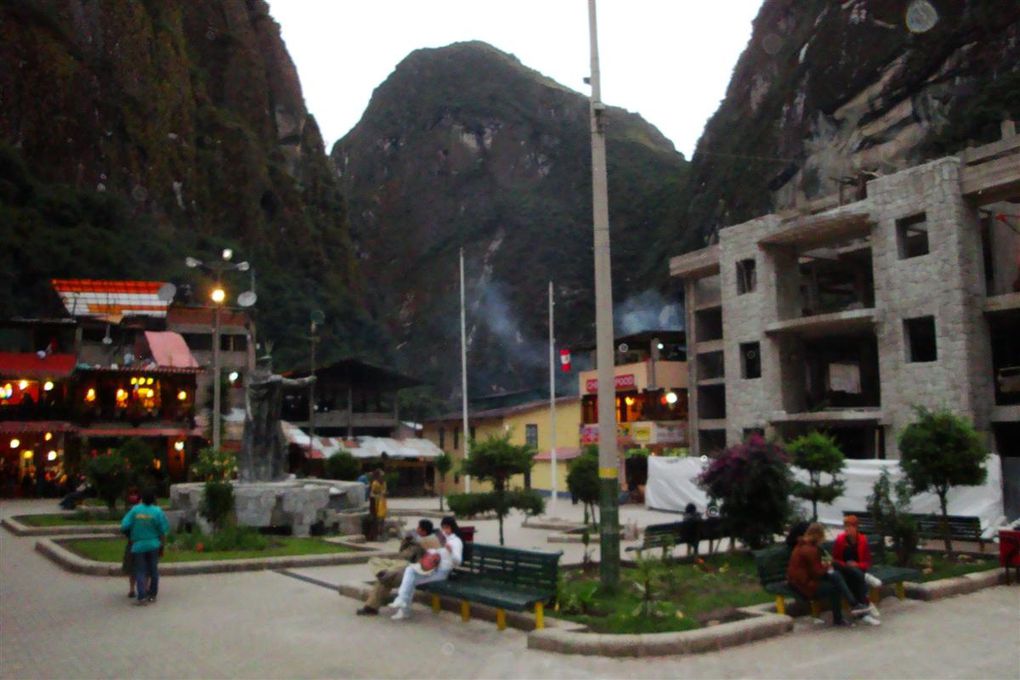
[420,399,582,496]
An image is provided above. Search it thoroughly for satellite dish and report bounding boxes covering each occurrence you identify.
[618,343,629,353]
[905,0,938,33]
[157,282,177,302]
[311,310,325,324]
[237,291,257,308]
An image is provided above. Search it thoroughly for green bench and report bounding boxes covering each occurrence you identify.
[845,511,986,552]
[753,536,920,617]
[625,517,727,558]
[418,543,561,631]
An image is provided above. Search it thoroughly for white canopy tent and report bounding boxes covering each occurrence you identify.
[280,421,442,460]
[645,454,1007,538]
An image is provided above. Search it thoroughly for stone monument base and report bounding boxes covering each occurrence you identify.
[170,478,368,537]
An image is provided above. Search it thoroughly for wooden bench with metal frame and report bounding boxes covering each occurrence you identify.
[419,543,561,631]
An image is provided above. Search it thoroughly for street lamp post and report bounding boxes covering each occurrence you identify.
[308,310,324,460]
[588,0,620,589]
[186,249,250,452]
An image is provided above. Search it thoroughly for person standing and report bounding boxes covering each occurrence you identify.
[369,469,388,541]
[120,489,169,606]
[389,516,463,620]
[121,488,142,598]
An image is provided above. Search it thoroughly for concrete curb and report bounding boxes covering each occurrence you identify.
[2,516,121,537]
[35,537,397,576]
[527,606,793,657]
[905,568,1007,601]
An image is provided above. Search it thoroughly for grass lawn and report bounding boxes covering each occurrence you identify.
[554,553,773,634]
[16,512,121,527]
[914,552,998,581]
[62,536,353,563]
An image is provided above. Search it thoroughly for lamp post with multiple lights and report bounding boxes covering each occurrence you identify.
[185,249,253,451]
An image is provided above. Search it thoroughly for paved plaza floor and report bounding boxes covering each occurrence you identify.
[2,498,1018,679]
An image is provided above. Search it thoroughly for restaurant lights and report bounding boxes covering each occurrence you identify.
[44,432,53,442]
[177,390,188,401]
[47,450,57,461]
[43,381,54,392]
[174,441,185,452]
[665,391,679,405]
[85,388,96,403]
[9,439,20,449]
[18,380,28,390]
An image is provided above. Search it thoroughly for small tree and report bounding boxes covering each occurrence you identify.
[899,408,988,555]
[435,451,453,511]
[451,432,544,545]
[84,451,128,513]
[119,437,157,492]
[191,448,236,482]
[867,469,918,566]
[200,480,235,532]
[324,451,360,480]
[697,433,793,549]
[789,431,846,521]
[567,445,600,529]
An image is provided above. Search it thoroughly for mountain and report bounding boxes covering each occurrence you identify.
[667,0,1020,255]
[332,41,688,399]
[0,0,380,368]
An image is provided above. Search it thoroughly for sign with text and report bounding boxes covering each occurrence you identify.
[584,373,636,394]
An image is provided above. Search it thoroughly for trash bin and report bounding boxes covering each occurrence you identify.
[459,525,476,543]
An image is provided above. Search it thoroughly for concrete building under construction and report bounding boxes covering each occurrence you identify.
[670,123,1020,517]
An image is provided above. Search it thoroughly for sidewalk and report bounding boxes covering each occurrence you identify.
[3,497,1018,679]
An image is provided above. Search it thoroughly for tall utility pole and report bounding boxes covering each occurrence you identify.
[588,0,620,589]
[308,311,323,460]
[548,281,557,514]
[460,248,471,493]
[212,295,222,450]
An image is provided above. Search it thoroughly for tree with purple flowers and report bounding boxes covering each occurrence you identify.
[697,434,794,549]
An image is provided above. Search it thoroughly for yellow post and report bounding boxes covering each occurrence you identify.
[775,595,786,616]
[460,600,470,622]
[534,601,545,630]
[496,608,506,631]
[810,600,821,618]
[431,595,441,613]
[869,587,879,604]
[895,582,906,600]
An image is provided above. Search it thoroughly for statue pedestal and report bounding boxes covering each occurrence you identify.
[170,479,367,537]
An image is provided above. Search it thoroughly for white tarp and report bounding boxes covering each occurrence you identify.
[280,421,442,460]
[645,454,1006,538]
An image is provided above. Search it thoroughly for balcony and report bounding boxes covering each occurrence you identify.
[765,308,876,339]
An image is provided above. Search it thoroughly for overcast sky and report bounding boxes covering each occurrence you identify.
[267,0,763,158]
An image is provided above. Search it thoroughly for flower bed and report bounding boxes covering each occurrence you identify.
[62,533,352,564]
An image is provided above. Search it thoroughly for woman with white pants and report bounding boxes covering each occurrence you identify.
[390,516,463,620]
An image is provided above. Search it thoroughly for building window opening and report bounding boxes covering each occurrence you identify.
[736,258,757,294]
[525,424,538,448]
[897,213,929,259]
[904,316,937,362]
[740,342,761,379]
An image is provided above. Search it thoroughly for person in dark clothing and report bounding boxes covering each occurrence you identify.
[785,520,810,553]
[787,523,872,627]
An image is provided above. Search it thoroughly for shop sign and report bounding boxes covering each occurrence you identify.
[584,373,635,394]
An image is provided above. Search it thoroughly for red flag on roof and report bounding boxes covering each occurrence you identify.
[560,348,571,373]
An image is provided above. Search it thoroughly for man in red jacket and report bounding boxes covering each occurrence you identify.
[833,515,881,618]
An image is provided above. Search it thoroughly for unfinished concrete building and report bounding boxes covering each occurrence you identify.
[670,123,1020,517]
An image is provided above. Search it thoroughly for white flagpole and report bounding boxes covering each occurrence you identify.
[460,247,471,493]
[548,281,558,514]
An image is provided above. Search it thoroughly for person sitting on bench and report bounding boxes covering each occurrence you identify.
[787,523,875,627]
[355,519,440,616]
[389,516,463,621]
[833,515,882,618]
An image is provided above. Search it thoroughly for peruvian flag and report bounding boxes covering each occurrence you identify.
[559,348,572,373]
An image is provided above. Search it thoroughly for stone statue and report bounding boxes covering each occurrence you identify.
[239,355,315,482]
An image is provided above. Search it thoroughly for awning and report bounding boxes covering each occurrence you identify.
[0,353,77,379]
[51,279,169,322]
[80,426,202,438]
[144,331,199,368]
[0,421,78,434]
[280,421,441,460]
[534,447,583,462]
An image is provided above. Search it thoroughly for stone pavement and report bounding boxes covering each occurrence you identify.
[2,498,1018,679]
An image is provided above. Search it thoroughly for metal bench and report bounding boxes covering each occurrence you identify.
[419,543,561,631]
[754,536,919,616]
[844,511,986,552]
[624,518,726,558]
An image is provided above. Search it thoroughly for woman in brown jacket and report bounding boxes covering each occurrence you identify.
[787,523,871,626]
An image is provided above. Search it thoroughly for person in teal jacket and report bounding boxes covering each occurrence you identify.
[120,489,169,605]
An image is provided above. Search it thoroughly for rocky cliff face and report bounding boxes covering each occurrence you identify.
[333,41,688,397]
[676,0,1020,250]
[0,0,375,367]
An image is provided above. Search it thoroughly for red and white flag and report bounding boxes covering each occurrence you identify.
[559,348,572,373]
